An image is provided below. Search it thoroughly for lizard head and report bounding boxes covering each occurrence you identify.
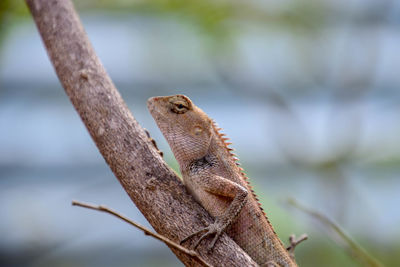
[147,95,213,164]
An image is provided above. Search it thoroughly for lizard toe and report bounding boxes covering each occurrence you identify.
[208,229,223,250]
[180,227,207,245]
[193,227,214,249]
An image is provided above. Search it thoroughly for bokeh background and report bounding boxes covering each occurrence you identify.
[1,0,399,266]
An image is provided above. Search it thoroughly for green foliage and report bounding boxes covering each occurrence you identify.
[0,0,29,45]
[1,0,328,55]
[288,198,384,267]
[74,0,327,44]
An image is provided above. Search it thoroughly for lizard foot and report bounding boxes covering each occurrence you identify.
[181,220,225,251]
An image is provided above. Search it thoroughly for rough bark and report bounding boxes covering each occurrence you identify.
[25,0,257,266]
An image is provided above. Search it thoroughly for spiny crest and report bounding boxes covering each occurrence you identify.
[212,120,238,161]
[211,120,267,218]
[212,120,249,178]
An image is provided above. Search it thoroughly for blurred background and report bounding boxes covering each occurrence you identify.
[1,0,399,266]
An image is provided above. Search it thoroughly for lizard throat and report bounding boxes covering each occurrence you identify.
[188,155,217,174]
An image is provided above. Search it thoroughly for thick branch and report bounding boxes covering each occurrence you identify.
[25,0,256,266]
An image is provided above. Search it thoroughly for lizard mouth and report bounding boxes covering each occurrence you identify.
[147,96,169,126]
[147,96,161,115]
[146,96,157,108]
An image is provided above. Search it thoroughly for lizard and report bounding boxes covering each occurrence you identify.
[147,94,298,267]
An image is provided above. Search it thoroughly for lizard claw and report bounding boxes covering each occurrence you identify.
[192,227,212,249]
[181,221,225,251]
[193,224,222,250]
[208,228,223,250]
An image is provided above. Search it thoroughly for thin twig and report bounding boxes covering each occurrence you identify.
[287,198,383,267]
[72,200,212,267]
[286,234,308,259]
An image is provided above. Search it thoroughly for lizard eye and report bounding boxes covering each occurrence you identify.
[171,101,189,114]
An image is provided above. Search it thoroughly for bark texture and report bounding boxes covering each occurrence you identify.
[25,0,257,266]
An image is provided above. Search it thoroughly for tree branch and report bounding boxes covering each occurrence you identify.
[25,0,256,266]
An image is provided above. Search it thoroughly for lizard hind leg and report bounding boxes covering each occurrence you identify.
[180,174,248,251]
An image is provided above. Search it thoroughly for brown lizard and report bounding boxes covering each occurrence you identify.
[147,94,298,267]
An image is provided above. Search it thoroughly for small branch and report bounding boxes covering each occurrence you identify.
[72,200,212,267]
[286,234,308,259]
[287,198,383,267]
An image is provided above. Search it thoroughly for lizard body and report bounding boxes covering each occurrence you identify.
[147,95,297,266]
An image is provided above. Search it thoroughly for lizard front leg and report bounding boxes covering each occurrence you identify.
[181,174,248,250]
